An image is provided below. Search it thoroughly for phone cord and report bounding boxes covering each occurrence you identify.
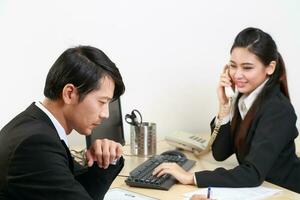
[193,97,233,157]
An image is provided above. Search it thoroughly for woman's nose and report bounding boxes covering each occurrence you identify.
[233,68,244,79]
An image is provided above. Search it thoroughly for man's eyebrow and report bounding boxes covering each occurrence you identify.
[99,97,112,101]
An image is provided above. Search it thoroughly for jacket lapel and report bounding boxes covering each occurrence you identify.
[60,140,75,173]
[25,103,75,173]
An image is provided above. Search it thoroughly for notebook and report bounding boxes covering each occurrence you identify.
[183,186,282,200]
[104,188,158,200]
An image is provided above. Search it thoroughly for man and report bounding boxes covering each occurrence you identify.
[0,46,125,199]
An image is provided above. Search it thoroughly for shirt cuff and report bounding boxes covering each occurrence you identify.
[110,157,120,165]
[193,173,198,185]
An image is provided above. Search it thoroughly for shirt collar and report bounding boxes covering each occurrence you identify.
[238,78,269,119]
[35,101,68,146]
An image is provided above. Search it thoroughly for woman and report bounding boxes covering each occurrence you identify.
[153,27,300,193]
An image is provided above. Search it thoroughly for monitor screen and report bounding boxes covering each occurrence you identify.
[86,98,125,148]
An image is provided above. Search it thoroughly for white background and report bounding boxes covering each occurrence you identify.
[0,0,299,149]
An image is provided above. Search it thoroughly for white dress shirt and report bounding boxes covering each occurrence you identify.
[35,101,68,146]
[218,78,269,124]
[236,79,269,120]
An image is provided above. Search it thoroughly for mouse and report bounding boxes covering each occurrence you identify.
[160,150,186,158]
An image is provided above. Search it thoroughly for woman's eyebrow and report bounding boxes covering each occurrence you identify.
[229,60,254,65]
[241,62,254,66]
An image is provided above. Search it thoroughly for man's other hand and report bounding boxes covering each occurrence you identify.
[85,139,122,169]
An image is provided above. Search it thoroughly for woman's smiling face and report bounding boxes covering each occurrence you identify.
[229,47,275,95]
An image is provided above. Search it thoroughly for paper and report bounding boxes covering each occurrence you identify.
[183,186,282,200]
[104,188,158,200]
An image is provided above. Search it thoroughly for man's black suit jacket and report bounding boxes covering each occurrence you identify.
[0,103,124,199]
[195,85,300,193]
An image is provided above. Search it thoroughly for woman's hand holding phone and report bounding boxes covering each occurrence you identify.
[218,64,235,103]
[217,64,234,118]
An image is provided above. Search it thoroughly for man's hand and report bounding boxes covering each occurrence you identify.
[85,139,122,169]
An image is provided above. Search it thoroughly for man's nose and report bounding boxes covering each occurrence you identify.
[100,103,109,119]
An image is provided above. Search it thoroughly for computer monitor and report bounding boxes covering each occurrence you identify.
[85,98,125,148]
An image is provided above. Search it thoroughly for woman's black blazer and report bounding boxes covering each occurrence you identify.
[195,86,300,193]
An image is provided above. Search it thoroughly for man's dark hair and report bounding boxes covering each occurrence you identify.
[44,46,125,101]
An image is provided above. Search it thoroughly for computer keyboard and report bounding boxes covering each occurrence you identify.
[125,153,196,190]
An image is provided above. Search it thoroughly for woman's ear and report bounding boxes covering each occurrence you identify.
[61,84,78,104]
[266,61,276,75]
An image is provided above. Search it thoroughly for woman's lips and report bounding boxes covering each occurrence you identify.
[235,81,247,88]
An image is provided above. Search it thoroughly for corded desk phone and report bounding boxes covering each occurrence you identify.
[165,131,207,153]
[166,86,235,156]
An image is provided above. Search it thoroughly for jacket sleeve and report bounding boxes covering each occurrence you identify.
[74,157,124,200]
[7,133,93,200]
[210,118,234,161]
[196,102,297,188]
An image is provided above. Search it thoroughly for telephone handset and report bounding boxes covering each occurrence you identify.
[225,86,235,99]
[165,86,235,157]
[224,64,235,99]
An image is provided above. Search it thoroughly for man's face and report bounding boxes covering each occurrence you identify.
[68,76,115,135]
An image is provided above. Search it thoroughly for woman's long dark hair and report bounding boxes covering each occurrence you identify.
[229,27,289,155]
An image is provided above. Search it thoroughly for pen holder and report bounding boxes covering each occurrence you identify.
[130,122,156,157]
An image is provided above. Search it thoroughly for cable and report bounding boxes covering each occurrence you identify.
[118,175,129,178]
[193,97,233,157]
[70,148,87,167]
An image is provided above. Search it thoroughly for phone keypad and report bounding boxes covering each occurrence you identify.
[189,135,206,143]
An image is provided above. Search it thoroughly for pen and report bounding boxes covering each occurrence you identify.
[207,187,211,199]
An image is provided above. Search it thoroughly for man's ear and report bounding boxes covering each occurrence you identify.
[266,61,276,75]
[61,84,78,104]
